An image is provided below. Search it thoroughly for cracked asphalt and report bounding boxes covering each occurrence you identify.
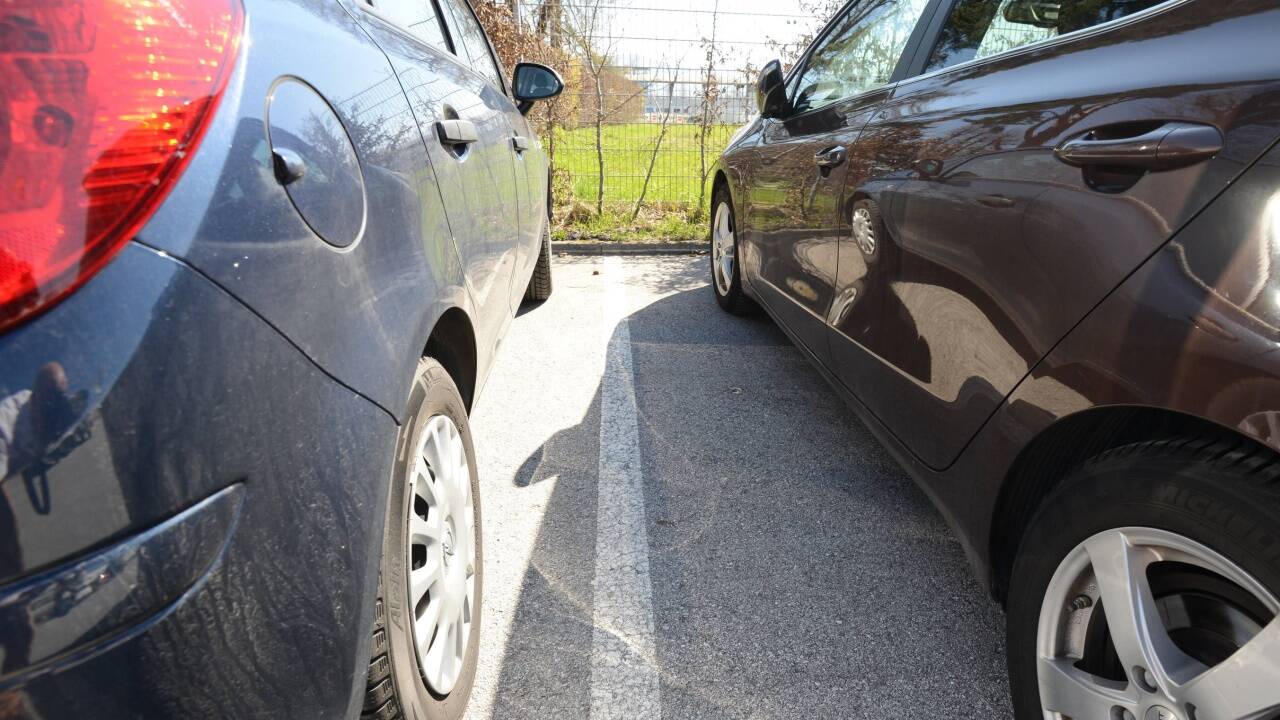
[464,255,1013,719]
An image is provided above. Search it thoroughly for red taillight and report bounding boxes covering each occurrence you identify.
[0,0,243,331]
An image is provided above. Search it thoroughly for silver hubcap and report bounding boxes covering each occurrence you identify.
[712,201,735,295]
[852,206,876,256]
[1037,527,1280,720]
[408,414,476,696]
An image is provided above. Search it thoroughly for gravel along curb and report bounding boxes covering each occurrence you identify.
[552,241,707,255]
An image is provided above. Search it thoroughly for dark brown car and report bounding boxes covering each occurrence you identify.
[709,0,1280,717]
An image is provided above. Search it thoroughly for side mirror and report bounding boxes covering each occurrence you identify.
[512,62,564,115]
[755,59,791,119]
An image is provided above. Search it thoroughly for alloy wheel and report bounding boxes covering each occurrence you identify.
[407,414,477,696]
[712,201,735,295]
[1036,527,1280,720]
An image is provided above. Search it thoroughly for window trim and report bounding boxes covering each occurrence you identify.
[359,0,457,55]
[899,0,1189,85]
[781,0,949,119]
[781,0,855,92]
[358,0,511,96]
[438,0,510,94]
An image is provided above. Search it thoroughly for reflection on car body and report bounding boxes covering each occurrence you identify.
[0,0,562,717]
[710,0,1280,716]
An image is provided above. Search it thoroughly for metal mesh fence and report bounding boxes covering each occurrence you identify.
[513,1,816,213]
[974,2,1058,60]
[548,66,756,207]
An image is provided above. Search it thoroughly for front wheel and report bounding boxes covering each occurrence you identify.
[1007,437,1280,720]
[363,358,482,720]
[524,222,553,302]
[710,186,757,315]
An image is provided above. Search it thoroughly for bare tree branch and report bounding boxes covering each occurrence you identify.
[631,70,678,221]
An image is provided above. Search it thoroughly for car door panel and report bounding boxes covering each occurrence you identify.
[434,0,532,320]
[507,111,546,312]
[352,5,520,375]
[829,0,1280,469]
[508,124,532,310]
[746,95,890,357]
[740,0,935,358]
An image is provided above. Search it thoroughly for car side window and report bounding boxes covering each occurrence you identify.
[791,0,932,115]
[925,0,1169,72]
[368,0,451,51]
[437,0,504,88]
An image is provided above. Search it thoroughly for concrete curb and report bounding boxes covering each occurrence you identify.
[552,241,706,255]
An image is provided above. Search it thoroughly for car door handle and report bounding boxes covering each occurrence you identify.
[815,145,847,168]
[512,134,529,153]
[436,119,478,148]
[1054,122,1222,170]
[977,194,1014,209]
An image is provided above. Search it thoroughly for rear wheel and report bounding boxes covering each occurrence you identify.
[710,186,757,315]
[363,358,482,720]
[1007,437,1280,720]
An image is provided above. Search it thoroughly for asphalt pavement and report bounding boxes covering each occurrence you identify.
[464,255,1013,719]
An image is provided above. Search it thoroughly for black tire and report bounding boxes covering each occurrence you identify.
[1006,436,1280,719]
[709,185,758,315]
[363,358,482,720]
[524,223,552,302]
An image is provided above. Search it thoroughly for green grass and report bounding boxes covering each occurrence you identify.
[552,123,737,207]
[550,206,708,243]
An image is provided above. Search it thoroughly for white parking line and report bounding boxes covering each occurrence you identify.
[590,256,661,719]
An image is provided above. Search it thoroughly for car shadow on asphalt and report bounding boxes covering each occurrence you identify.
[515,299,546,318]
[489,281,1013,719]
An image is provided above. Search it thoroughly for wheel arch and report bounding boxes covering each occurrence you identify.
[845,188,873,207]
[423,306,478,413]
[711,168,731,207]
[987,404,1276,604]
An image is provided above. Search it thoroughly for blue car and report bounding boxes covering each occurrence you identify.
[0,0,562,717]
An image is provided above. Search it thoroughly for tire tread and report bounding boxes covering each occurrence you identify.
[524,226,553,302]
[362,590,400,719]
[1081,434,1280,489]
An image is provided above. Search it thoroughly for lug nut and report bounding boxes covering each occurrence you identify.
[1143,667,1159,691]
[1069,594,1093,611]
